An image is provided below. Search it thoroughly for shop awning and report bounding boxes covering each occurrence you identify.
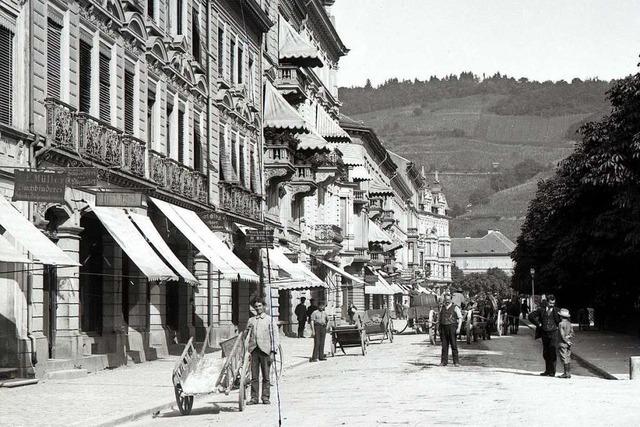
[128,213,199,285]
[364,267,396,295]
[266,247,327,289]
[351,165,371,182]
[383,235,404,252]
[369,220,392,244]
[92,207,178,282]
[279,18,323,68]
[315,105,351,141]
[0,234,33,264]
[331,143,364,166]
[297,128,330,152]
[317,259,365,285]
[0,197,78,266]
[150,198,259,282]
[264,81,309,133]
[369,182,394,196]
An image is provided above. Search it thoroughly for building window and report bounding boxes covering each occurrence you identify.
[176,0,183,35]
[147,87,155,146]
[239,138,245,187]
[193,118,201,172]
[177,108,184,163]
[419,251,424,267]
[237,44,243,85]
[230,38,235,83]
[231,131,237,179]
[249,147,255,192]
[218,128,226,181]
[78,40,92,113]
[47,19,62,99]
[248,55,255,100]
[166,101,173,156]
[98,52,111,122]
[192,8,200,62]
[124,69,134,134]
[147,0,154,19]
[217,26,224,77]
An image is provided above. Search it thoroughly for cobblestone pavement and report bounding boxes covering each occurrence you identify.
[0,336,314,427]
[127,326,640,427]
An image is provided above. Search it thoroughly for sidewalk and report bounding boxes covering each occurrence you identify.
[521,319,640,380]
[0,335,314,427]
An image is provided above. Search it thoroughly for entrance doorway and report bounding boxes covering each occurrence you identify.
[42,265,57,359]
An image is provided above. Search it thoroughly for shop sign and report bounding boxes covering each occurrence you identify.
[95,192,146,208]
[12,170,67,203]
[198,210,227,232]
[245,228,274,249]
[66,167,99,187]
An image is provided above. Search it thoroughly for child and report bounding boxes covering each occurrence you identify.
[558,308,574,378]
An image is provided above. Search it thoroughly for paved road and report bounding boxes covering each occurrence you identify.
[128,326,639,426]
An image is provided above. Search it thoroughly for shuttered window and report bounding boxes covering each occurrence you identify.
[147,0,154,18]
[124,70,134,134]
[147,88,155,146]
[192,9,200,62]
[176,0,183,35]
[193,119,201,172]
[237,45,243,85]
[0,26,13,125]
[47,19,62,99]
[166,102,173,156]
[98,53,110,122]
[217,27,224,76]
[230,131,237,179]
[218,129,225,181]
[177,109,184,164]
[79,40,92,113]
[230,39,235,83]
[239,140,245,187]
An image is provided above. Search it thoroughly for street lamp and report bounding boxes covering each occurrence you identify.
[530,267,535,310]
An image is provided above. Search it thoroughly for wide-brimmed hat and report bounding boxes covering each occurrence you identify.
[559,308,570,318]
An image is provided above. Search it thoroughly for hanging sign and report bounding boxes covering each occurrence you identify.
[245,228,274,249]
[95,192,146,208]
[198,210,227,232]
[12,170,67,203]
[65,167,99,187]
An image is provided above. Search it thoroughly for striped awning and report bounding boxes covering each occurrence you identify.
[316,105,351,141]
[331,143,364,166]
[317,258,365,285]
[369,182,394,196]
[351,165,371,182]
[364,268,396,295]
[267,247,327,289]
[369,220,392,244]
[279,18,323,68]
[264,81,310,133]
[297,128,330,152]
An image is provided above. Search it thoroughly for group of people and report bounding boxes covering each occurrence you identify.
[295,297,330,362]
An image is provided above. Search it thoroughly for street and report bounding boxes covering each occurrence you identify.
[128,325,639,427]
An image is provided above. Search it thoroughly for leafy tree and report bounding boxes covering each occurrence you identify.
[512,71,640,330]
[454,267,512,299]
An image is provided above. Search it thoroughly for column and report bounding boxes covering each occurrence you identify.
[126,263,150,362]
[53,225,82,359]
[148,282,168,357]
[101,235,126,366]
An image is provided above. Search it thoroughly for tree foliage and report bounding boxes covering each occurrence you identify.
[452,267,512,299]
[340,73,612,117]
[512,71,640,330]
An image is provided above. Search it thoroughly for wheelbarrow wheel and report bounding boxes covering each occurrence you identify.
[174,384,194,416]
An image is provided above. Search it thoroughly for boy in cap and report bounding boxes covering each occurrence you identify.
[558,308,574,378]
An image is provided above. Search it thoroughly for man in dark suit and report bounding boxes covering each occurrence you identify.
[528,294,561,376]
[294,297,307,338]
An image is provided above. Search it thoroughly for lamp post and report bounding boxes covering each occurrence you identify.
[530,267,535,310]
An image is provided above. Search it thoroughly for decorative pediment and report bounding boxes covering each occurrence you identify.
[193,73,207,95]
[123,12,147,46]
[214,89,234,111]
[105,0,125,23]
[180,59,195,85]
[146,36,168,64]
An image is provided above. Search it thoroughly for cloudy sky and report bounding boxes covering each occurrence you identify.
[331,0,640,87]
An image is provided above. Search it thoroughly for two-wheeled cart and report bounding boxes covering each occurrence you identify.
[330,315,367,357]
[362,308,394,344]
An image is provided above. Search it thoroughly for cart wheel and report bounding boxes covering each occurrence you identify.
[393,321,408,335]
[174,384,194,416]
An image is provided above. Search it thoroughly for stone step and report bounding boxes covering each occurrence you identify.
[40,355,110,375]
[0,378,39,388]
[44,369,88,380]
[0,368,18,380]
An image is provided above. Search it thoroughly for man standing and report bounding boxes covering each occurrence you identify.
[528,294,561,376]
[439,293,463,367]
[294,297,307,338]
[310,302,329,362]
[306,298,318,328]
[246,300,279,405]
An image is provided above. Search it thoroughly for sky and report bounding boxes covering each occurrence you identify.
[331,0,640,88]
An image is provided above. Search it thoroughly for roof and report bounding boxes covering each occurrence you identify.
[451,231,516,256]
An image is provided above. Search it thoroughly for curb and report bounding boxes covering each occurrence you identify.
[520,319,618,380]
[96,357,311,426]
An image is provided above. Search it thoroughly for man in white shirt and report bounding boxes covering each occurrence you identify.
[310,302,329,362]
[246,300,279,404]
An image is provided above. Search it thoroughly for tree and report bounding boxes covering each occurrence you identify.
[512,71,640,330]
[455,268,512,299]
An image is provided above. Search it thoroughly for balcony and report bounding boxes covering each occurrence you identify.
[264,130,298,186]
[218,182,262,220]
[289,164,317,199]
[149,150,208,203]
[315,224,343,244]
[407,227,419,238]
[353,190,368,205]
[274,66,306,101]
[309,151,342,185]
[354,247,369,263]
[381,209,395,227]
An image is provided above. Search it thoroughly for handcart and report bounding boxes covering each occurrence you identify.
[362,308,393,344]
[329,315,367,357]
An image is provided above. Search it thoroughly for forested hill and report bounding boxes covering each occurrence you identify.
[339,73,613,118]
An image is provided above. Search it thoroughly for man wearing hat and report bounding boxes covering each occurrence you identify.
[294,297,307,338]
[528,294,561,376]
[558,308,574,378]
